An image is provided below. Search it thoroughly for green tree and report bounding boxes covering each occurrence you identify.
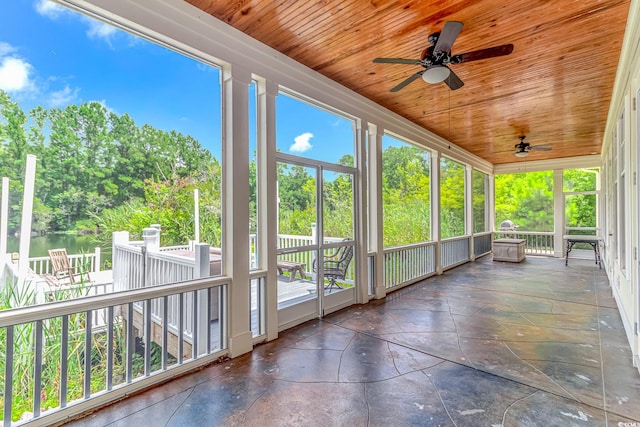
[495,171,554,231]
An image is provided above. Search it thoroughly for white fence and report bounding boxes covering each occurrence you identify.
[383,242,436,290]
[494,230,555,255]
[112,231,214,343]
[442,236,471,270]
[28,248,101,276]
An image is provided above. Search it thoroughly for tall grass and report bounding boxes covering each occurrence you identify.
[0,273,177,423]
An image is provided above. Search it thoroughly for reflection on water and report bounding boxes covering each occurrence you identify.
[6,234,112,267]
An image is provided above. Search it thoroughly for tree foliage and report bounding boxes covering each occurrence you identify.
[495,171,554,231]
[0,90,215,243]
[2,89,596,250]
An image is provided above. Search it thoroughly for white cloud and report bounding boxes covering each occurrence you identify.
[47,85,79,107]
[34,0,66,19]
[85,19,117,41]
[0,42,16,57]
[35,0,119,45]
[0,56,35,93]
[290,132,313,153]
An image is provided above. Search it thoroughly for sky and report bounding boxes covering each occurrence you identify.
[0,0,356,164]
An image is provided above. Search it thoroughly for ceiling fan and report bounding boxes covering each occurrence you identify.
[372,21,514,92]
[514,136,552,157]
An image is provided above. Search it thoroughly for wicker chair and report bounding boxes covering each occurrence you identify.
[313,243,353,291]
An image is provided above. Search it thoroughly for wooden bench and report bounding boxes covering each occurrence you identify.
[277,260,306,282]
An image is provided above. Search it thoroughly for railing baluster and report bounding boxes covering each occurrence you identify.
[178,293,184,364]
[207,287,212,355]
[60,316,68,408]
[193,290,198,358]
[126,303,133,383]
[84,310,92,399]
[107,306,114,390]
[162,295,168,370]
[145,299,151,376]
[4,325,14,427]
[34,320,43,417]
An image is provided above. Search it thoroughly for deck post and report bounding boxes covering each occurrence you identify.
[0,177,8,260]
[194,243,210,356]
[94,247,101,273]
[142,228,160,252]
[18,155,36,283]
[112,231,130,292]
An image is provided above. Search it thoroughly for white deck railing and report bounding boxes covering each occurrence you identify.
[494,230,555,255]
[0,278,227,426]
[473,232,493,257]
[383,242,436,290]
[112,236,214,342]
[27,248,101,276]
[442,236,471,270]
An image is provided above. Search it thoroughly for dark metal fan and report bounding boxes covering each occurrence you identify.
[373,21,514,92]
[514,136,552,157]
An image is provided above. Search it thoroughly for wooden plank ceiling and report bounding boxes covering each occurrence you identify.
[186,0,630,165]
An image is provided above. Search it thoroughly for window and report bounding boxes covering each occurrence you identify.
[495,171,553,231]
[381,135,431,246]
[440,157,466,238]
[1,2,223,282]
[275,91,355,163]
[563,168,598,237]
[472,170,489,233]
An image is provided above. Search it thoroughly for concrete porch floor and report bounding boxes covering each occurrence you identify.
[66,256,639,426]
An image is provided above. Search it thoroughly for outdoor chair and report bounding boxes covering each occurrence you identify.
[48,248,91,285]
[313,243,354,291]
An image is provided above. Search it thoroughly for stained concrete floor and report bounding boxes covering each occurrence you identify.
[67,256,640,426]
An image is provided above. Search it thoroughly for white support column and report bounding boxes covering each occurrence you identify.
[222,63,253,356]
[194,243,210,356]
[18,155,37,281]
[368,124,386,299]
[112,231,130,292]
[194,189,200,243]
[259,79,279,341]
[0,177,9,260]
[354,119,368,304]
[432,151,443,274]
[466,166,475,261]
[94,247,101,273]
[553,169,564,257]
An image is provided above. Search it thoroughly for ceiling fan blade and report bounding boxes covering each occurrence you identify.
[373,57,420,65]
[390,71,424,92]
[444,68,464,90]
[434,21,463,53]
[451,44,514,64]
[529,145,552,151]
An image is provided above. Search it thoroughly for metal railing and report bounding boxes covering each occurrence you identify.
[383,242,436,290]
[0,278,228,426]
[473,232,493,257]
[494,231,555,256]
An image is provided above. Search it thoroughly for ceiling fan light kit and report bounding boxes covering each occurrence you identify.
[373,21,514,91]
[514,150,529,158]
[423,65,450,83]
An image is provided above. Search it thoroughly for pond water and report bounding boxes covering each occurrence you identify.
[6,234,112,268]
